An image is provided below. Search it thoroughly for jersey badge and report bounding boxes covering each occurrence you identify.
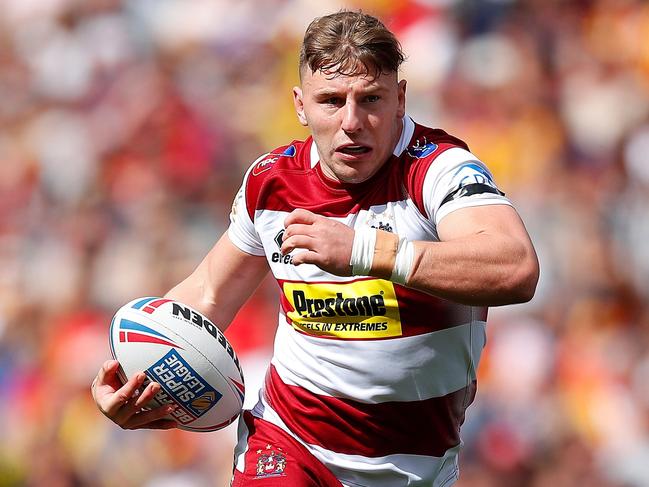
[279,145,296,157]
[407,137,438,158]
[255,444,287,478]
[440,162,504,207]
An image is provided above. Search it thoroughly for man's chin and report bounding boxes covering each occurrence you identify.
[338,170,382,185]
[324,159,385,184]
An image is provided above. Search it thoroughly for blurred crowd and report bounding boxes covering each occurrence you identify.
[0,0,648,485]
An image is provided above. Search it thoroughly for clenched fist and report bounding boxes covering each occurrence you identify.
[281,209,355,276]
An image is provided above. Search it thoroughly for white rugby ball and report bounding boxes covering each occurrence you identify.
[109,297,245,432]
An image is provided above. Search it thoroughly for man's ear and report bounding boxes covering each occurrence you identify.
[397,79,407,119]
[293,86,308,126]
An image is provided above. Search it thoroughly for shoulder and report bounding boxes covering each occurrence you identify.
[242,138,311,219]
[248,140,310,177]
[400,121,472,216]
[400,122,471,175]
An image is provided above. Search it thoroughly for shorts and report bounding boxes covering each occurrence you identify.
[231,411,343,487]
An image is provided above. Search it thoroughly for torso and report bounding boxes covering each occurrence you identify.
[229,117,509,486]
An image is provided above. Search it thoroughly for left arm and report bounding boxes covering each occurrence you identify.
[407,204,538,306]
[281,204,539,307]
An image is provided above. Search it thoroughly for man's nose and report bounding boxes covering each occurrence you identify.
[341,101,363,133]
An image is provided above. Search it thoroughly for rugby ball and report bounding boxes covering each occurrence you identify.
[109,297,245,432]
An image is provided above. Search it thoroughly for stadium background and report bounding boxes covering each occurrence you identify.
[1,0,648,485]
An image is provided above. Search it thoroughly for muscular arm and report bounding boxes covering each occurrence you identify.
[165,232,269,330]
[408,204,539,306]
[282,204,539,307]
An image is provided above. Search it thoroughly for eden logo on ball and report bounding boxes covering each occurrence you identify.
[170,303,242,376]
[147,350,222,425]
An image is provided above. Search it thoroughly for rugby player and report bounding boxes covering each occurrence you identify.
[92,10,539,486]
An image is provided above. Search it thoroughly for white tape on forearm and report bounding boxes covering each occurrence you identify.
[350,226,377,276]
[390,237,414,284]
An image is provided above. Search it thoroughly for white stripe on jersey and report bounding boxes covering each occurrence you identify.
[422,147,512,226]
[233,413,251,473]
[271,317,486,404]
[227,152,268,255]
[307,442,461,487]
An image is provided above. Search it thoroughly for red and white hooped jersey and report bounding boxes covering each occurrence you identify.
[228,117,511,486]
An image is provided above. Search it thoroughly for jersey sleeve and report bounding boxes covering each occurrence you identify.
[227,155,267,256]
[422,147,512,227]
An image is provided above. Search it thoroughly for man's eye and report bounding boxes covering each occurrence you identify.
[323,97,343,105]
[365,95,380,103]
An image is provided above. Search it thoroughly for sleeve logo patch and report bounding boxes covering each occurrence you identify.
[452,162,496,187]
[252,156,279,176]
[251,145,296,176]
[282,279,402,339]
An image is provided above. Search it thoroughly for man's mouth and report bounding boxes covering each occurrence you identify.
[337,145,371,155]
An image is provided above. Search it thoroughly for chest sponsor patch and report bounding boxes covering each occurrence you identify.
[282,279,402,339]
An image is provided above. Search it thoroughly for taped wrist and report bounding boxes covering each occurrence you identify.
[350,228,414,284]
[350,226,376,276]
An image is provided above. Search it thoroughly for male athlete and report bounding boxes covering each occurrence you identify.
[92,11,539,487]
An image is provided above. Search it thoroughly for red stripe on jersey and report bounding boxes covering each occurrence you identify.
[394,286,488,336]
[244,127,469,220]
[246,153,405,219]
[264,365,476,458]
[245,141,310,220]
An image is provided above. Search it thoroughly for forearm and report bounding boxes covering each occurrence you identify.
[164,234,269,331]
[164,267,236,330]
[406,233,538,306]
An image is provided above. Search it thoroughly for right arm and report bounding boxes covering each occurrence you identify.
[91,232,269,430]
[164,232,269,330]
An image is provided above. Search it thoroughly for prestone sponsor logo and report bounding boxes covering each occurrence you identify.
[283,279,402,339]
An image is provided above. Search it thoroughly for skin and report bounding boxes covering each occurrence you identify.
[92,66,539,430]
[293,68,406,184]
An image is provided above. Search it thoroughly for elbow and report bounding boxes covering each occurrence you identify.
[507,249,540,304]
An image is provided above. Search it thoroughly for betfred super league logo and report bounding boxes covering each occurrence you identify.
[255,444,287,478]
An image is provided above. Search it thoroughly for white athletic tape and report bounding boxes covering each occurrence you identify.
[350,228,414,284]
[390,237,414,284]
[350,226,376,276]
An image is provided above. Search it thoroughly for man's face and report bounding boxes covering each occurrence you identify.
[293,67,406,184]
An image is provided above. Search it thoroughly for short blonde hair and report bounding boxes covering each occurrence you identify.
[299,11,405,79]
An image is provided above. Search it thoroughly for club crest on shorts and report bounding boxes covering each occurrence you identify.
[255,444,287,478]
